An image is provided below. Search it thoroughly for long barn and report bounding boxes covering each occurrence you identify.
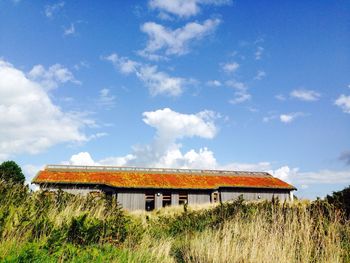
[33,165,296,211]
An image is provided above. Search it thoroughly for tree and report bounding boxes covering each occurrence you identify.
[0,161,25,184]
[326,185,350,218]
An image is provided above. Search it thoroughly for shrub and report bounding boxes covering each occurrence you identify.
[0,161,25,184]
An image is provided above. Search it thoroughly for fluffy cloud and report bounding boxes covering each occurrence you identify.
[143,108,217,140]
[290,89,321,101]
[63,23,75,36]
[104,53,187,97]
[137,65,185,96]
[335,94,350,113]
[28,64,80,90]
[0,59,89,159]
[254,70,266,80]
[255,46,264,60]
[207,80,222,87]
[139,19,220,58]
[44,1,65,18]
[296,170,350,184]
[275,94,286,101]
[97,88,116,109]
[68,108,219,169]
[221,162,271,172]
[70,152,96,166]
[23,164,44,190]
[269,166,298,183]
[104,53,140,74]
[149,0,231,18]
[262,114,277,123]
[280,112,304,123]
[226,80,251,104]
[268,166,350,186]
[222,62,239,74]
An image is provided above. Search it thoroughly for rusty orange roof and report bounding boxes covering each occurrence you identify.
[32,165,296,190]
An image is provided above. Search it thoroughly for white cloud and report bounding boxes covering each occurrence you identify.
[255,46,264,60]
[269,166,299,183]
[275,94,286,101]
[290,89,321,101]
[104,53,140,74]
[226,80,251,104]
[28,64,80,90]
[104,53,188,97]
[143,108,217,140]
[73,61,89,71]
[221,162,271,172]
[99,154,136,167]
[279,112,304,123]
[207,80,222,87]
[70,152,96,166]
[97,88,116,109]
[63,23,75,36]
[149,0,231,18]
[138,65,186,96]
[139,19,220,59]
[0,59,90,159]
[296,170,350,184]
[222,62,239,74]
[45,1,65,18]
[68,108,219,169]
[254,70,266,80]
[335,94,350,113]
[262,115,277,123]
[23,164,45,190]
[229,93,251,104]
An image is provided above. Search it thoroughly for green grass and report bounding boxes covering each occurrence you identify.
[0,181,349,263]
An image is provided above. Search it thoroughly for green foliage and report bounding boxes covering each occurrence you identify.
[0,160,25,184]
[1,242,164,263]
[0,180,349,262]
[326,185,350,218]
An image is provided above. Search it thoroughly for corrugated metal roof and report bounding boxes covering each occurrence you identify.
[32,165,296,190]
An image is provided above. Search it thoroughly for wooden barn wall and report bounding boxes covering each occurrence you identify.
[220,188,290,202]
[171,192,179,206]
[117,191,145,211]
[155,193,162,209]
[41,184,103,196]
[188,192,211,205]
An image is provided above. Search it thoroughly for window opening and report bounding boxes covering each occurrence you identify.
[145,193,155,211]
[179,192,188,205]
[162,192,171,207]
[212,192,218,203]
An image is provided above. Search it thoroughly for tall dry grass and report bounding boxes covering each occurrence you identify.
[0,180,349,262]
[182,205,345,263]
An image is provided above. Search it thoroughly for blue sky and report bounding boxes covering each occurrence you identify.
[0,0,349,199]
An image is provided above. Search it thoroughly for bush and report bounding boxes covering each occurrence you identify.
[326,185,350,218]
[0,161,25,184]
[0,180,349,263]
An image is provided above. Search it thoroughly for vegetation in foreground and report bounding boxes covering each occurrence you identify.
[0,181,349,262]
[0,161,350,263]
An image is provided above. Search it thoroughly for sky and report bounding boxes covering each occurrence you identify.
[0,0,349,199]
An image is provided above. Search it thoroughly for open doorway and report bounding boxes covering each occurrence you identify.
[145,192,155,211]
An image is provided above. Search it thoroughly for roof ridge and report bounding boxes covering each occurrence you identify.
[45,164,271,176]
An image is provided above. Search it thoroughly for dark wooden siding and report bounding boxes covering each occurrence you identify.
[39,184,293,211]
[220,188,291,202]
[117,190,145,210]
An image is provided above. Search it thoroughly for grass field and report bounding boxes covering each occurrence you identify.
[0,181,349,263]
